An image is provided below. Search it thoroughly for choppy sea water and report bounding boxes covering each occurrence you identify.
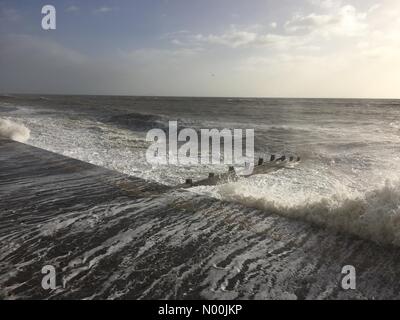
[2,95,400,299]
[2,95,400,245]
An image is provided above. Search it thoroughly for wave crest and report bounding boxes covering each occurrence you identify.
[219,180,400,246]
[0,119,30,142]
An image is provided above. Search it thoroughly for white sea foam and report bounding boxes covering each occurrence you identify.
[218,179,400,246]
[6,98,400,247]
[0,119,30,142]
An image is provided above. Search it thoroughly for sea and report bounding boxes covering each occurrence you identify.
[2,94,400,299]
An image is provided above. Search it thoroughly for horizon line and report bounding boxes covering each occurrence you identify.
[2,92,400,101]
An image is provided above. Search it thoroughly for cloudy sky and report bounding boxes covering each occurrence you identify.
[1,0,400,98]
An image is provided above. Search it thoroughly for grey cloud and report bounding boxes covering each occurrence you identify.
[0,34,214,96]
[0,7,20,22]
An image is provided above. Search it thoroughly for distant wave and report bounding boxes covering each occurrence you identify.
[104,112,193,133]
[219,180,400,247]
[0,119,30,142]
[104,113,169,132]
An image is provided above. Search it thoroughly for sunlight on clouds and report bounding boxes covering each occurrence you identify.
[163,0,400,97]
[1,0,400,98]
[308,0,344,10]
[285,5,368,37]
[194,29,258,48]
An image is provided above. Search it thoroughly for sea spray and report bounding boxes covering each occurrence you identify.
[218,179,400,246]
[0,119,30,142]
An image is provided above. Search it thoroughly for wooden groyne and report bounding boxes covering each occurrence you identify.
[180,155,301,188]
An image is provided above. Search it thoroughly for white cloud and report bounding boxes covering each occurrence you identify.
[367,4,381,14]
[308,0,343,10]
[171,39,183,45]
[94,6,116,14]
[285,5,368,37]
[175,25,304,50]
[168,3,372,52]
[66,5,79,13]
[194,29,258,48]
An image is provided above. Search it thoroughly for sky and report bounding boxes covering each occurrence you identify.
[1,0,400,98]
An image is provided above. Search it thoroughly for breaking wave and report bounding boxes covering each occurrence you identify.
[219,180,400,246]
[0,119,30,142]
